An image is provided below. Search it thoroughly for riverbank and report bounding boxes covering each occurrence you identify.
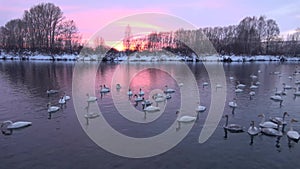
[0,53,300,62]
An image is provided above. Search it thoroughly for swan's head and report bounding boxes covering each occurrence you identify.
[1,120,13,126]
[223,115,229,118]
[86,93,90,97]
[258,114,265,118]
[283,112,289,116]
[175,110,180,115]
[47,102,51,107]
[250,120,254,126]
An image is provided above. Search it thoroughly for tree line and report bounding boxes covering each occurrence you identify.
[0,3,81,55]
[119,16,300,57]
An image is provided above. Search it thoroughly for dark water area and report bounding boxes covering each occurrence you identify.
[1,60,300,169]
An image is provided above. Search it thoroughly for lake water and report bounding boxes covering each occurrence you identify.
[1,60,300,169]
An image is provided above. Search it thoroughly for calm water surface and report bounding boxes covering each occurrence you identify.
[0,61,300,169]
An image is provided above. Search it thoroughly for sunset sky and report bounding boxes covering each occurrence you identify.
[1,0,299,42]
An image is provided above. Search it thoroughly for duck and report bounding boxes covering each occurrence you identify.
[287,119,300,143]
[176,110,197,123]
[164,85,175,93]
[247,121,260,136]
[100,85,110,93]
[144,105,160,112]
[47,102,60,113]
[86,93,97,102]
[223,115,243,133]
[258,114,278,129]
[269,112,289,125]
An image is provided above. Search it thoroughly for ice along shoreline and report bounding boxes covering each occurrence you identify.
[0,53,300,62]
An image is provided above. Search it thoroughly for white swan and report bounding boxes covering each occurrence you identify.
[46,89,58,95]
[250,82,258,89]
[270,95,283,101]
[1,120,32,130]
[293,87,300,96]
[274,87,286,96]
[247,121,260,136]
[164,85,175,93]
[153,93,166,102]
[282,83,292,90]
[195,104,206,112]
[58,96,66,104]
[138,88,145,96]
[255,81,261,85]
[235,87,243,93]
[63,93,71,101]
[144,105,160,112]
[269,112,289,125]
[228,98,237,108]
[127,89,133,96]
[258,114,278,129]
[47,103,60,113]
[287,119,300,142]
[202,82,209,88]
[236,81,246,88]
[178,83,184,87]
[261,127,283,137]
[229,76,234,80]
[86,94,97,102]
[116,84,121,90]
[223,115,243,133]
[166,93,172,99]
[295,80,300,85]
[142,99,152,107]
[216,84,222,90]
[84,106,100,119]
[250,74,258,79]
[249,91,255,100]
[134,94,143,102]
[100,85,110,93]
[176,110,197,123]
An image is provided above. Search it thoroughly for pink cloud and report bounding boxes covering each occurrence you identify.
[64,7,168,42]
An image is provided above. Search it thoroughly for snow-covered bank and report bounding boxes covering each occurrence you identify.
[0,54,77,61]
[1,53,300,62]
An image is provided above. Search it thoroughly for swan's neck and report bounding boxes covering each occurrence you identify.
[225,117,228,126]
[260,116,265,124]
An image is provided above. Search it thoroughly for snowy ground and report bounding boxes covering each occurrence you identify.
[0,53,300,62]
